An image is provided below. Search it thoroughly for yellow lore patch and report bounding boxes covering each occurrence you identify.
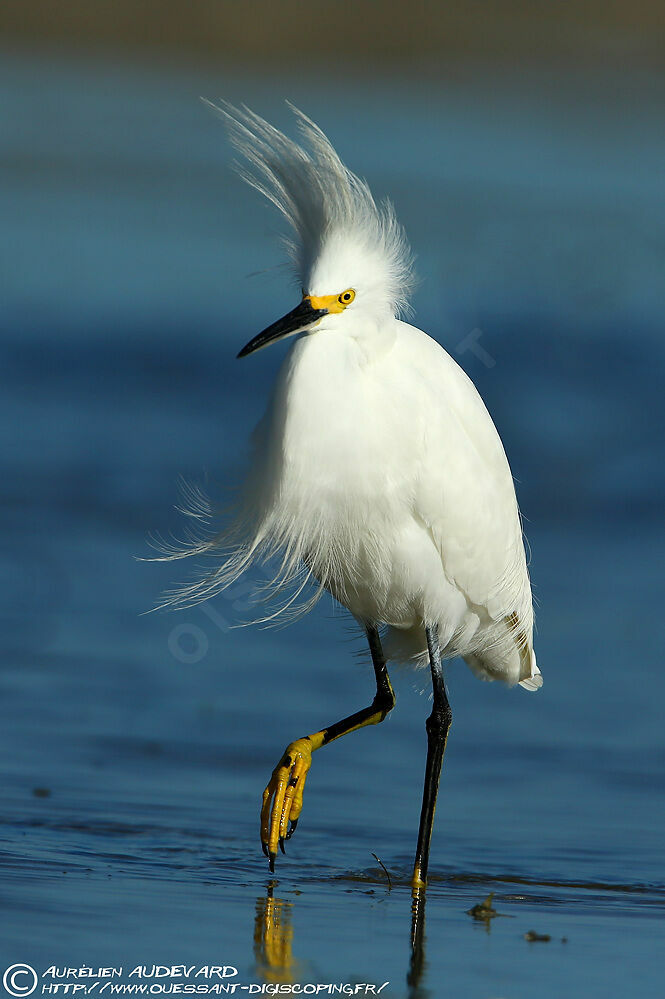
[306,288,355,314]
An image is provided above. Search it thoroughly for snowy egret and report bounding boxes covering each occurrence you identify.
[162,103,541,888]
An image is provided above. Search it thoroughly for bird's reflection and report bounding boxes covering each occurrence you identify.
[408,886,431,999]
[253,879,438,996]
[253,882,300,983]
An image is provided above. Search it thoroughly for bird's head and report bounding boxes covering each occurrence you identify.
[206,102,414,359]
[238,234,397,358]
[236,286,354,359]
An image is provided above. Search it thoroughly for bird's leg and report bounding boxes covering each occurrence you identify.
[260,624,395,871]
[411,624,452,890]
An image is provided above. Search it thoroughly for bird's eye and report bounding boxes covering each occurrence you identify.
[338,289,355,306]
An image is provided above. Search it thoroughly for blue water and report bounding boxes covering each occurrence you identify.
[2,47,664,998]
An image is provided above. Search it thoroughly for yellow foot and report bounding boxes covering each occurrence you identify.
[411,861,427,893]
[261,737,315,871]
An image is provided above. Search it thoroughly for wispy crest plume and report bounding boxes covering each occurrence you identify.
[204,101,414,316]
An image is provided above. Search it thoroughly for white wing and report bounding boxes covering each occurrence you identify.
[391,322,539,687]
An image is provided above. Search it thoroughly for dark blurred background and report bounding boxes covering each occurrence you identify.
[3,0,665,67]
[2,4,664,996]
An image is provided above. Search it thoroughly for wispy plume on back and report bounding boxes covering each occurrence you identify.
[204,102,414,316]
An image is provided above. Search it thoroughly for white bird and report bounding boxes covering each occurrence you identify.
[161,103,541,888]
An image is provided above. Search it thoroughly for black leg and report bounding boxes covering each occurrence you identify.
[319,624,395,745]
[411,624,452,889]
[260,624,395,869]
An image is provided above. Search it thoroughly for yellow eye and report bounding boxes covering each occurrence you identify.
[338,289,355,306]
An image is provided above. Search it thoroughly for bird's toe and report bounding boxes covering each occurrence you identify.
[260,737,314,868]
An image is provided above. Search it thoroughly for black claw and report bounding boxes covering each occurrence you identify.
[261,841,269,858]
[285,819,298,841]
[279,836,286,854]
[269,851,276,873]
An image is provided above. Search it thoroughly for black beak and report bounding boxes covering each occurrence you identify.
[237,299,328,359]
